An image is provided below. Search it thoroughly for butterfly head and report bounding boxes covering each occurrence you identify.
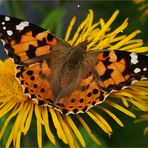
[77,39,88,51]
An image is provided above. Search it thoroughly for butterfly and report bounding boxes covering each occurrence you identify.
[0,15,147,115]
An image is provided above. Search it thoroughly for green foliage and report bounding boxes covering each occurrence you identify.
[40,7,65,36]
[6,0,24,19]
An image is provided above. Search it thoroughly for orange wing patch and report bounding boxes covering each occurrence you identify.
[8,31,57,64]
[55,75,109,114]
[16,61,54,106]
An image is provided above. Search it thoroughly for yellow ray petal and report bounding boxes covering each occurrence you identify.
[95,10,120,40]
[23,103,33,135]
[144,127,148,135]
[37,118,42,148]
[109,30,141,49]
[56,112,75,147]
[0,104,20,139]
[16,131,21,148]
[105,100,136,118]
[49,108,68,144]
[35,105,44,124]
[65,16,76,42]
[41,108,56,144]
[65,115,86,147]
[76,115,101,145]
[105,18,128,38]
[120,97,129,107]
[6,129,13,148]
[87,111,109,134]
[98,106,124,127]
[90,110,113,135]
[0,100,17,117]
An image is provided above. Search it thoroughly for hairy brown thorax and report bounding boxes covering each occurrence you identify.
[51,40,98,102]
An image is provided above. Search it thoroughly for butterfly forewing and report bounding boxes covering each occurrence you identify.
[0,15,70,65]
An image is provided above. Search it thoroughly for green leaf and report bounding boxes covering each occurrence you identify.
[31,2,50,15]
[6,0,24,19]
[40,7,65,35]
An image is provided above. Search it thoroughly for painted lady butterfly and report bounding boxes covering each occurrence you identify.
[0,15,147,115]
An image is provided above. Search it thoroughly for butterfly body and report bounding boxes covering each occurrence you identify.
[0,15,148,115]
[43,40,98,105]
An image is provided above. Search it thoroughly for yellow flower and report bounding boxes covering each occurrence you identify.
[0,10,148,148]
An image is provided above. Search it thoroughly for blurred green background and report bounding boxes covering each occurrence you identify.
[0,0,147,147]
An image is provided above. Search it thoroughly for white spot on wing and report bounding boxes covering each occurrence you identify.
[16,21,29,31]
[7,30,13,36]
[121,86,129,90]
[3,26,6,30]
[42,104,52,108]
[32,98,38,104]
[141,77,147,80]
[130,53,138,65]
[131,79,138,84]
[134,68,141,73]
[2,22,5,25]
[143,68,147,71]
[5,16,10,21]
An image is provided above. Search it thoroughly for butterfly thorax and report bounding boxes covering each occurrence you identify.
[67,41,87,66]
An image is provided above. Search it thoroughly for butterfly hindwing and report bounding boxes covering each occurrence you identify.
[96,50,148,91]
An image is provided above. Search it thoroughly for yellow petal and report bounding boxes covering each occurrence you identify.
[98,106,124,127]
[65,16,76,42]
[109,30,141,49]
[49,108,68,144]
[121,97,129,107]
[90,110,113,135]
[0,104,20,139]
[41,108,56,144]
[105,100,136,118]
[37,118,42,148]
[144,127,148,135]
[106,18,128,38]
[65,115,86,147]
[87,111,109,134]
[76,115,101,145]
[69,10,93,46]
[0,100,17,118]
[23,103,33,134]
[35,105,44,124]
[56,112,76,147]
[6,129,13,148]
[16,131,21,148]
